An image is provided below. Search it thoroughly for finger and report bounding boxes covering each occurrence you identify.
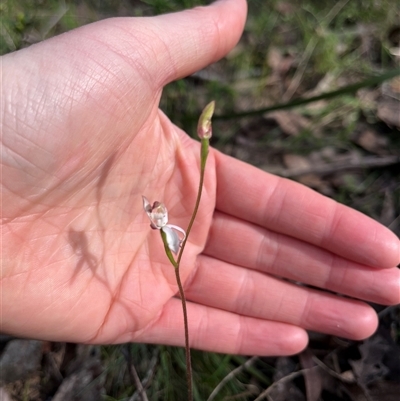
[145,0,248,84]
[185,256,379,341]
[134,298,308,356]
[53,0,247,88]
[214,150,400,268]
[204,212,400,305]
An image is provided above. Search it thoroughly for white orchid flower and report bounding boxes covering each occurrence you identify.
[142,196,186,254]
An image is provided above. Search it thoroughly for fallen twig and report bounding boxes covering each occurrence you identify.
[207,356,258,401]
[254,367,318,401]
[128,361,149,401]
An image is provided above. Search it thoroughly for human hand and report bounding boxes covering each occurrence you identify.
[1,0,399,356]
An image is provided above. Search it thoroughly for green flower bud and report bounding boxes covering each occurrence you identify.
[197,101,215,139]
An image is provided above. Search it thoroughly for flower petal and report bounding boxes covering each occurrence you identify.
[142,196,151,213]
[162,225,182,254]
[166,224,186,242]
[150,202,168,228]
[142,196,168,228]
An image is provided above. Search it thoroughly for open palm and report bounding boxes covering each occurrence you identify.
[1,0,399,356]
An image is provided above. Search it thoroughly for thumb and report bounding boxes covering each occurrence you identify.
[148,0,248,84]
[89,0,247,87]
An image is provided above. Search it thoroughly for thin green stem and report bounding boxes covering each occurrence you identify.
[160,137,209,401]
[174,265,192,401]
[176,138,209,401]
[160,229,192,400]
[155,102,213,401]
[177,138,209,265]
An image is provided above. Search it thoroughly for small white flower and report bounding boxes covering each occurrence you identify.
[142,196,168,229]
[142,196,186,254]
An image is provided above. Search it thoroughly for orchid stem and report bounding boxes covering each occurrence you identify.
[177,138,208,265]
[174,263,192,400]
[159,101,214,401]
[160,137,210,401]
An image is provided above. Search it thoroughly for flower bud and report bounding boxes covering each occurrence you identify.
[197,101,215,139]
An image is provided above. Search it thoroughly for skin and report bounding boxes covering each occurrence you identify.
[1,0,399,356]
